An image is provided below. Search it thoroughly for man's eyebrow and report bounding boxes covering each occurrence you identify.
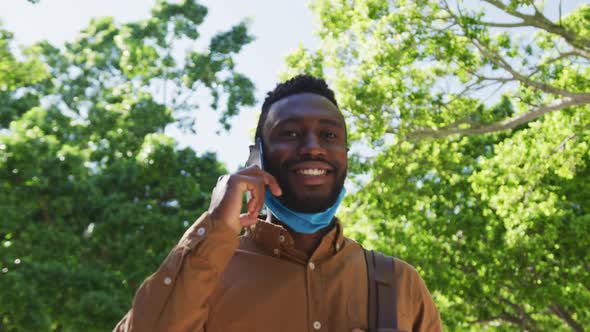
[271,118,345,129]
[319,119,345,128]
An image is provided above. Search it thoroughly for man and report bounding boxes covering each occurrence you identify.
[114,75,441,331]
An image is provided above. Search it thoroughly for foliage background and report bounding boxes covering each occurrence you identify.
[2,0,589,331]
[1,1,254,330]
[283,0,590,330]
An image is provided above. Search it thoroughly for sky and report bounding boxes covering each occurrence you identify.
[0,0,318,171]
[0,0,585,171]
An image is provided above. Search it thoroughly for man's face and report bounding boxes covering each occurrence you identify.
[262,93,348,213]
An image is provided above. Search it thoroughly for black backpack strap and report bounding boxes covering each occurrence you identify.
[364,249,377,330]
[364,249,398,332]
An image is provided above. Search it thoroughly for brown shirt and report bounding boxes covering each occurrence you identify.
[114,212,442,332]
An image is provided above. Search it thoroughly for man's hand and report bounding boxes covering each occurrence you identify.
[208,165,282,235]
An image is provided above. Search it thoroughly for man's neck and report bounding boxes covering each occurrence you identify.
[268,214,333,258]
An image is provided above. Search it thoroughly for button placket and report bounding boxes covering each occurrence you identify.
[306,257,325,332]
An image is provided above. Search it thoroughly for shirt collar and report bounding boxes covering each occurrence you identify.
[246,216,346,263]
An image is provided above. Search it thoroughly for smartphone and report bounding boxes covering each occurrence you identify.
[245,138,264,170]
[244,138,265,209]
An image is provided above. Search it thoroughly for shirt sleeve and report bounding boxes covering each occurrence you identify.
[113,212,239,332]
[393,258,443,332]
[411,274,442,332]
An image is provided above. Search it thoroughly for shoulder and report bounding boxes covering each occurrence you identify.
[360,249,440,316]
[391,257,431,304]
[392,257,442,331]
[348,243,431,304]
[342,236,364,251]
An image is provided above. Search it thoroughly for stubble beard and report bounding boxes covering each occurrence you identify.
[266,159,347,213]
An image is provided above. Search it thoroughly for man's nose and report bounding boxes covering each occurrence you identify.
[299,133,326,157]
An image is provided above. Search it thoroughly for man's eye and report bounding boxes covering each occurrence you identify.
[280,131,298,138]
[323,132,337,139]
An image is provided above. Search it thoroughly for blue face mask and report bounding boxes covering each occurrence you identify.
[264,187,346,234]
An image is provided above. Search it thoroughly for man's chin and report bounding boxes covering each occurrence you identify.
[276,173,346,213]
[279,193,337,213]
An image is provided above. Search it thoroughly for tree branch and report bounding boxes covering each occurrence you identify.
[452,75,509,98]
[571,48,590,60]
[499,298,540,331]
[549,304,585,332]
[482,0,590,52]
[443,1,590,97]
[478,20,530,28]
[404,95,590,139]
[475,75,515,83]
[528,50,589,77]
[473,40,590,98]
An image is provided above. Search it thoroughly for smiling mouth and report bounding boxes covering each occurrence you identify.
[294,168,331,176]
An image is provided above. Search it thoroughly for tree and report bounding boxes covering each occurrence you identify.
[284,0,589,330]
[0,1,255,330]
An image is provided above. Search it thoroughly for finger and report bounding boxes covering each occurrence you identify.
[239,175,265,217]
[238,166,282,196]
[237,164,263,175]
[246,192,257,215]
[245,191,264,219]
[250,178,266,218]
[239,213,258,227]
[259,169,282,196]
[242,181,260,214]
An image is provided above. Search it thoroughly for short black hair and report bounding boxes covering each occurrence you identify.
[255,74,339,142]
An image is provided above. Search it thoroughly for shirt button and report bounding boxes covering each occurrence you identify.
[278,235,285,242]
[164,277,172,285]
[196,227,206,236]
[313,321,321,330]
[308,262,315,270]
[273,248,280,256]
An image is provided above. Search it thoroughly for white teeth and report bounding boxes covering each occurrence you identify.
[296,169,327,176]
